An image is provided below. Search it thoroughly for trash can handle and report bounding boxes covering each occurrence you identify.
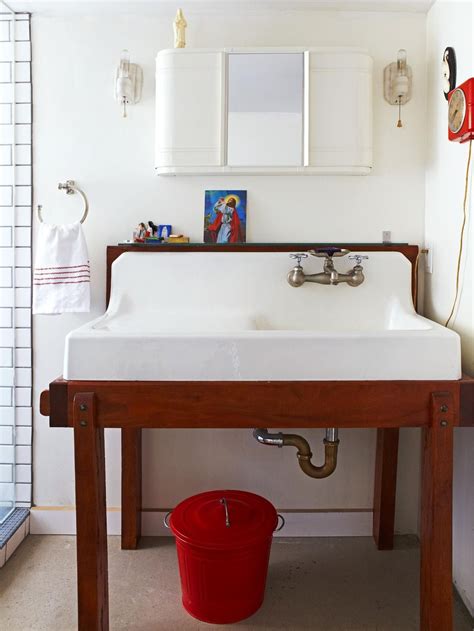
[275,514,285,532]
[163,511,172,529]
[220,497,231,528]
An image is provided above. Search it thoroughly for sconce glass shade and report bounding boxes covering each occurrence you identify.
[397,49,407,73]
[114,49,143,115]
[384,50,412,106]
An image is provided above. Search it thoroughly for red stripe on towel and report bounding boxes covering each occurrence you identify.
[34,276,90,285]
[34,268,90,276]
[34,275,90,282]
[35,263,90,270]
[34,273,90,280]
[34,279,91,286]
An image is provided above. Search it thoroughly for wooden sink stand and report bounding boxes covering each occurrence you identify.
[38,244,474,631]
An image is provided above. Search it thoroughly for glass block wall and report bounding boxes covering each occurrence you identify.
[0,10,32,523]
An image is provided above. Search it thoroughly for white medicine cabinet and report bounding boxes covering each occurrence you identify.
[155,48,373,176]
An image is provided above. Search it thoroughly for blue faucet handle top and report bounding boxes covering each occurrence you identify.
[309,247,350,258]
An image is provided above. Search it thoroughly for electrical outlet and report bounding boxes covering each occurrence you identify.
[425,244,433,274]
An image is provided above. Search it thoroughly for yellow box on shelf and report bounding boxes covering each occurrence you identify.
[167,235,190,243]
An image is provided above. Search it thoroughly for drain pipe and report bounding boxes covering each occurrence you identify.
[253,428,339,479]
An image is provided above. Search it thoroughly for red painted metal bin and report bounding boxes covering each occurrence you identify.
[166,489,283,624]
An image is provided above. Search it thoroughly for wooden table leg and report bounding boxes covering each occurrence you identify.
[420,392,454,631]
[373,428,399,550]
[74,393,109,631]
[121,428,142,550]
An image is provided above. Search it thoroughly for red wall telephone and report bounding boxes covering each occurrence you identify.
[448,77,474,143]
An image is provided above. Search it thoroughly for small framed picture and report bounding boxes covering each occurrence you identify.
[204,190,247,244]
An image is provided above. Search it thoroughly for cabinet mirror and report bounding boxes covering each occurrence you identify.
[227,53,304,167]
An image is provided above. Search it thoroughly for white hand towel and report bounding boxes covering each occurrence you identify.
[33,222,90,314]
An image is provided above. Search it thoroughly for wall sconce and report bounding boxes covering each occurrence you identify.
[383,49,413,128]
[114,49,143,118]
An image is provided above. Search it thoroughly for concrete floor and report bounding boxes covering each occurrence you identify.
[0,536,472,631]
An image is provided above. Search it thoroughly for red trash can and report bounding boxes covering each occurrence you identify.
[166,489,284,624]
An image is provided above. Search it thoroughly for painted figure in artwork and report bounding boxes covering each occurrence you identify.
[173,9,187,49]
[207,197,243,243]
[204,190,247,244]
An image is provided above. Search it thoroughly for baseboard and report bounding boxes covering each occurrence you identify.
[30,506,373,537]
[30,506,122,535]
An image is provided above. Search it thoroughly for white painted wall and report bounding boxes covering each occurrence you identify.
[425,0,474,614]
[32,8,428,533]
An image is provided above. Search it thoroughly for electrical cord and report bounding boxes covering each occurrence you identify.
[445,139,472,328]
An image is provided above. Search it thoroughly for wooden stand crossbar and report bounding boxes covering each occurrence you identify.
[40,375,474,631]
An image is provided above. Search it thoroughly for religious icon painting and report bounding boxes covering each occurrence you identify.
[203,190,247,244]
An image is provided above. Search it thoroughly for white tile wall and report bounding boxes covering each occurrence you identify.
[0,407,14,425]
[0,145,12,165]
[15,445,31,465]
[14,267,30,287]
[0,367,14,386]
[14,206,32,226]
[0,387,13,406]
[15,287,31,307]
[0,307,12,327]
[15,387,31,407]
[15,328,31,348]
[14,61,30,82]
[14,407,31,425]
[0,227,12,246]
[0,463,13,482]
[0,426,13,444]
[0,14,32,513]
[0,347,13,366]
[15,348,30,367]
[14,248,31,267]
[15,464,30,483]
[0,187,13,207]
[0,267,13,286]
[15,426,31,445]
[0,21,10,41]
[0,103,12,124]
[0,329,14,347]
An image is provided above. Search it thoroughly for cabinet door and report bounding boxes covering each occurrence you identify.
[156,51,224,168]
[308,52,372,170]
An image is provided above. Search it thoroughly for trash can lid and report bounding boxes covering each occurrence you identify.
[170,490,278,549]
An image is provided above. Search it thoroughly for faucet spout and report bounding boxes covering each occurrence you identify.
[296,271,332,286]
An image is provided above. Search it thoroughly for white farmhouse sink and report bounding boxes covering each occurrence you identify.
[63,251,461,381]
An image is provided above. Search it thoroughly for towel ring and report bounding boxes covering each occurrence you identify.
[37,180,89,224]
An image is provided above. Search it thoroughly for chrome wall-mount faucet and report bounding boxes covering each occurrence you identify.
[287,248,367,288]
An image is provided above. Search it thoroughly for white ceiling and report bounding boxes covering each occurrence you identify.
[2,0,436,16]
